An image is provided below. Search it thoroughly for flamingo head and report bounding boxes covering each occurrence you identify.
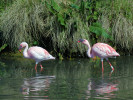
[19,42,28,52]
[78,39,89,45]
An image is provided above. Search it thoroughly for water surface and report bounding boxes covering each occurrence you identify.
[0,56,133,100]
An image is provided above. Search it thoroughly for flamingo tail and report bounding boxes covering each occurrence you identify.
[49,55,56,60]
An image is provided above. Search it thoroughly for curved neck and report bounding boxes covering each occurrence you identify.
[86,42,93,58]
[23,44,29,58]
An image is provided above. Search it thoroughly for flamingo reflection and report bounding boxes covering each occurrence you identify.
[21,75,55,95]
[86,78,119,99]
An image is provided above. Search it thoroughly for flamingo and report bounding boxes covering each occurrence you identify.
[19,42,55,71]
[78,39,120,72]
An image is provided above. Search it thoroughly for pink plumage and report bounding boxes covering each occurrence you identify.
[91,43,120,58]
[19,42,55,71]
[78,39,120,72]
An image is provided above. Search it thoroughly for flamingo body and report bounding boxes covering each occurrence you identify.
[27,46,54,62]
[78,39,120,72]
[91,43,120,58]
[19,42,55,71]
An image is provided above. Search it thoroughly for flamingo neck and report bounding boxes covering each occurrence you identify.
[86,42,93,58]
[23,44,29,58]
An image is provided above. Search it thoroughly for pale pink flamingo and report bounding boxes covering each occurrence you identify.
[19,42,55,71]
[78,39,120,72]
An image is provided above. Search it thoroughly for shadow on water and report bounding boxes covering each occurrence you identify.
[0,56,133,99]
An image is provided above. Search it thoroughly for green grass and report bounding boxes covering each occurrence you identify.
[0,0,90,56]
[98,0,133,51]
[0,0,133,57]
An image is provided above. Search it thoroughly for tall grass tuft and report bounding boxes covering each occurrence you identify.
[98,0,133,51]
[0,0,50,49]
[0,0,13,12]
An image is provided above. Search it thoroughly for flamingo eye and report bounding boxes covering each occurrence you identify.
[82,40,86,43]
[20,44,23,47]
[78,39,84,42]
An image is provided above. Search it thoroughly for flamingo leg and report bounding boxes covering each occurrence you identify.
[35,64,37,72]
[106,58,114,71]
[40,63,43,72]
[35,62,39,72]
[101,59,104,72]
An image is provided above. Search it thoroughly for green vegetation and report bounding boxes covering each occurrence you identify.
[0,0,133,57]
[98,0,133,50]
[0,44,7,52]
[0,0,13,13]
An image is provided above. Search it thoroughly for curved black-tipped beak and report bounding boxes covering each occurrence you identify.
[78,39,84,43]
[19,49,21,53]
[18,46,22,53]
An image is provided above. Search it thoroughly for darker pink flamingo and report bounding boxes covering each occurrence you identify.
[78,39,120,72]
[19,42,55,72]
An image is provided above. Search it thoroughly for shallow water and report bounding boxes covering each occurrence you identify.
[0,56,133,100]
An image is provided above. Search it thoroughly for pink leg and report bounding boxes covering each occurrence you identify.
[35,64,37,70]
[35,64,37,72]
[101,59,104,78]
[40,64,43,72]
[106,59,114,71]
[101,59,104,72]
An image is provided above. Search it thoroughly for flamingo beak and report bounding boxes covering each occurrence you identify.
[19,46,22,53]
[78,39,84,43]
[19,49,21,53]
[78,41,80,43]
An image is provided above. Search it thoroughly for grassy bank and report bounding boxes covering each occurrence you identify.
[98,0,133,54]
[0,0,133,57]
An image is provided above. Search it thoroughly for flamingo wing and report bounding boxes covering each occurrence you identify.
[28,46,50,59]
[92,43,119,58]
